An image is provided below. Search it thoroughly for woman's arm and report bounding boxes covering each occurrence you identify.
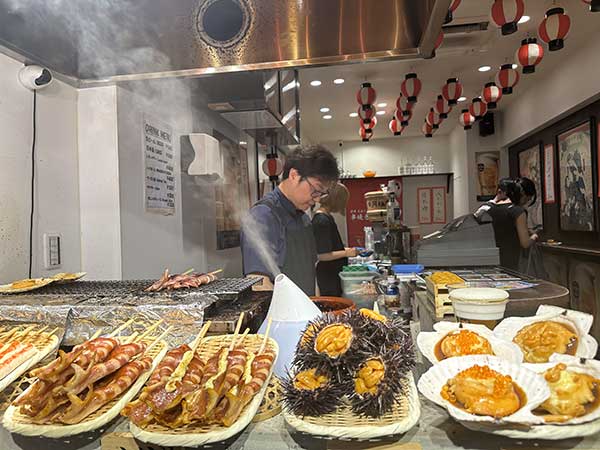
[318,248,357,262]
[515,213,538,249]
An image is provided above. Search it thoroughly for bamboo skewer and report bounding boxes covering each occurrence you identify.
[164,322,211,392]
[233,328,250,348]
[89,329,103,340]
[181,268,195,276]
[190,321,212,353]
[142,326,173,354]
[258,317,272,355]
[137,319,165,342]
[208,269,223,277]
[108,318,136,338]
[228,313,245,351]
[124,332,139,344]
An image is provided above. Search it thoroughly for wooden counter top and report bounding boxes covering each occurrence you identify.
[539,242,600,258]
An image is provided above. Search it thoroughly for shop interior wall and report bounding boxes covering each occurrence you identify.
[0,52,81,283]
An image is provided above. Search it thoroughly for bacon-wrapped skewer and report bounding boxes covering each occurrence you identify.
[145,269,221,292]
[0,343,38,380]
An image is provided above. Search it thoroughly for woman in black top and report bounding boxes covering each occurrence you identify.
[475,178,538,271]
[312,183,357,296]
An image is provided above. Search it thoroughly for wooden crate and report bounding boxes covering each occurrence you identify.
[425,277,454,318]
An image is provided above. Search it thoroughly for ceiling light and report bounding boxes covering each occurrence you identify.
[376,110,386,115]
[512,63,518,69]
[239,141,247,145]
[322,114,332,119]
[310,80,322,87]
[377,102,387,108]
[349,112,358,117]
[320,107,330,113]
[478,65,492,72]
[518,15,530,24]
[333,78,345,84]
[458,96,467,102]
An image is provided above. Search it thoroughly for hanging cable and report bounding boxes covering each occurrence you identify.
[28,90,37,278]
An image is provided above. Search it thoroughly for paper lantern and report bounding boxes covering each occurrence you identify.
[496,63,520,94]
[442,78,463,105]
[482,82,502,109]
[435,95,452,119]
[459,109,476,130]
[362,116,378,132]
[516,37,544,74]
[433,31,444,56]
[491,0,525,35]
[582,0,600,13]
[426,108,443,129]
[395,94,413,116]
[389,118,403,136]
[539,7,571,51]
[356,82,377,106]
[422,121,434,138]
[445,0,462,24]
[357,104,377,124]
[262,153,284,181]
[401,73,422,103]
[398,109,413,127]
[469,98,488,120]
[359,126,373,142]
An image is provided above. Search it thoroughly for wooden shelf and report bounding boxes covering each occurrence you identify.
[538,243,600,258]
[341,173,453,192]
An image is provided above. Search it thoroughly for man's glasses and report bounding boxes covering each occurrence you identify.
[303,177,330,199]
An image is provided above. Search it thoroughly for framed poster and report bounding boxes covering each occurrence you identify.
[518,144,543,229]
[543,144,556,204]
[558,121,595,231]
[417,188,432,224]
[432,186,447,224]
[475,151,500,201]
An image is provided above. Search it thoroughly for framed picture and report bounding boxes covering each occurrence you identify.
[431,186,447,224]
[518,144,543,229]
[475,151,500,201]
[558,121,595,231]
[543,144,556,204]
[417,188,432,224]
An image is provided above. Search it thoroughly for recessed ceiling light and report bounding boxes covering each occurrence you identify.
[322,114,332,119]
[349,112,358,117]
[320,107,330,113]
[512,63,518,69]
[239,141,247,145]
[458,96,467,102]
[377,102,387,108]
[518,15,530,24]
[333,78,345,84]
[376,110,386,115]
[310,80,322,87]
[478,65,492,72]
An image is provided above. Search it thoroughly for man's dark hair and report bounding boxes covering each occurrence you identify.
[282,145,340,182]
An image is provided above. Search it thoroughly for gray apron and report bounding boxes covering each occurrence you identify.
[282,219,317,296]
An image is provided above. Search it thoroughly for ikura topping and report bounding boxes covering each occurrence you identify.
[355,358,385,395]
[314,324,353,358]
[359,308,387,322]
[293,369,328,391]
[439,329,493,359]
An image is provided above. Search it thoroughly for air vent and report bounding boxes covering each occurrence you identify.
[194,0,251,48]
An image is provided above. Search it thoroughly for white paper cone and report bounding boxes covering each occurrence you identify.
[265,274,321,321]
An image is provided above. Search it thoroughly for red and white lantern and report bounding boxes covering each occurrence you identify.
[362,116,378,132]
[422,121,434,138]
[356,82,377,106]
[516,37,544,74]
[442,78,463,106]
[582,0,600,13]
[445,0,462,24]
[359,126,373,142]
[395,94,413,116]
[491,0,525,35]
[459,109,476,130]
[433,31,444,56]
[389,118,403,136]
[482,82,502,109]
[539,7,571,51]
[399,110,413,127]
[262,153,284,181]
[469,98,488,120]
[401,73,422,103]
[496,63,520,94]
[357,104,377,124]
[435,95,452,119]
[426,108,443,129]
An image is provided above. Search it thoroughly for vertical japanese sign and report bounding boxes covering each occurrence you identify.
[417,188,432,224]
[143,115,175,215]
[432,186,447,223]
[543,144,556,204]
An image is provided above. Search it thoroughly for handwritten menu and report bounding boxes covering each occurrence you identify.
[417,188,432,224]
[543,144,556,204]
[432,187,446,223]
[143,115,175,215]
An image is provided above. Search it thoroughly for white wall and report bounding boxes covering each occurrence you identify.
[449,125,468,217]
[0,52,81,283]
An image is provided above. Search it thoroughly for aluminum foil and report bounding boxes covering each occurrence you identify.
[0,300,70,345]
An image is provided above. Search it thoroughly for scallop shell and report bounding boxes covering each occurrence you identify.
[417,322,523,365]
[493,305,598,362]
[417,355,550,425]
[523,354,600,425]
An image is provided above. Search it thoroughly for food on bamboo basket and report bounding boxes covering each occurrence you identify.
[314,324,353,359]
[145,269,222,292]
[513,321,578,363]
[281,368,342,417]
[0,277,55,293]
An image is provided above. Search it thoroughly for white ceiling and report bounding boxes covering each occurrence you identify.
[298,0,599,144]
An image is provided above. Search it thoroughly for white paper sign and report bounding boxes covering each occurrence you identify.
[543,144,556,204]
[143,115,175,215]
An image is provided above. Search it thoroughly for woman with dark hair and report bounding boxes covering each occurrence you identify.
[475,177,538,270]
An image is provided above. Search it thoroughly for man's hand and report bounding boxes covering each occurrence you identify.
[345,247,358,258]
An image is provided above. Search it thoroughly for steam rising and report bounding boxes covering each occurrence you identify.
[241,212,281,279]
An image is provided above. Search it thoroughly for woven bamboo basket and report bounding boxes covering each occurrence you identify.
[2,335,169,438]
[0,329,60,393]
[283,372,421,440]
[130,334,278,448]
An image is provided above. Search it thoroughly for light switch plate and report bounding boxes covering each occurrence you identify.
[43,233,61,269]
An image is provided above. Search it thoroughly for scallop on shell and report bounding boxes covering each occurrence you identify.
[417,321,523,365]
[524,354,600,425]
[493,305,598,363]
[418,355,550,425]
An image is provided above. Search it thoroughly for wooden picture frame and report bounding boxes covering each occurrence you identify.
[518,143,543,230]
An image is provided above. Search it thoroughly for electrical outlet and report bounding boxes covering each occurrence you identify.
[43,233,61,269]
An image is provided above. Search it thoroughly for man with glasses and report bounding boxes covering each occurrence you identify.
[241,145,339,295]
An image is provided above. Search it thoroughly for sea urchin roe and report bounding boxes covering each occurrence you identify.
[438,329,493,359]
[359,308,387,322]
[355,358,385,395]
[293,369,328,391]
[315,324,353,358]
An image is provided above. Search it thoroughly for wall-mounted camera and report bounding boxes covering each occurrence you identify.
[337,140,344,147]
[18,65,53,91]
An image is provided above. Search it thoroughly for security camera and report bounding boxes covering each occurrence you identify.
[338,140,344,147]
[18,65,53,90]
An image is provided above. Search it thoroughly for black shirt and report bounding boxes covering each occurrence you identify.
[477,202,525,271]
[312,212,347,297]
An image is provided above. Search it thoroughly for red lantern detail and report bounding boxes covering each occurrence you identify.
[395,110,412,127]
[356,82,377,106]
[442,78,463,106]
[426,108,443,129]
[491,0,525,35]
[262,154,284,181]
[496,63,520,94]
[482,82,502,109]
[359,127,373,142]
[389,118,403,136]
[422,121,434,138]
[433,31,444,55]
[401,73,422,103]
[445,0,462,23]
[582,0,600,12]
[435,95,452,119]
[469,98,487,120]
[362,116,378,132]
[357,104,376,124]
[395,94,413,116]
[459,109,476,130]
[539,7,571,51]
[516,38,544,74]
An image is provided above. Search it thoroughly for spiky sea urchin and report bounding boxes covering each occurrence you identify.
[349,308,412,352]
[281,367,344,417]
